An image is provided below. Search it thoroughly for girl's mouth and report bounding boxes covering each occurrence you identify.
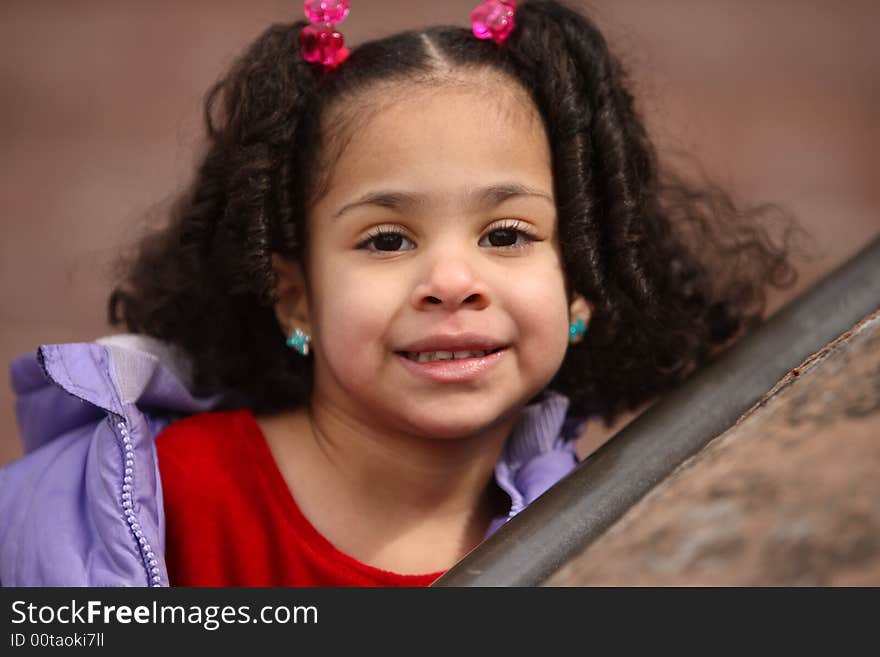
[394,348,507,383]
[399,347,505,363]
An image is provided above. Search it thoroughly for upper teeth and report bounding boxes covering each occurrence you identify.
[407,350,492,363]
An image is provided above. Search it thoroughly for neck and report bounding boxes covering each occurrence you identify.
[308,392,514,519]
[258,395,518,573]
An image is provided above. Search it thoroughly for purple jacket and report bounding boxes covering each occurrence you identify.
[0,335,583,587]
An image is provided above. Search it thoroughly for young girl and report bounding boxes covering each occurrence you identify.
[0,0,797,586]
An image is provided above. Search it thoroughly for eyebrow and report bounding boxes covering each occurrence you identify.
[332,182,554,220]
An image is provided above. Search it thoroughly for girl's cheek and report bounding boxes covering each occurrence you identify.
[516,270,570,348]
[316,271,400,339]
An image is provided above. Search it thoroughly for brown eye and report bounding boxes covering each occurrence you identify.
[487,229,518,247]
[478,225,536,250]
[373,234,404,251]
[357,229,415,253]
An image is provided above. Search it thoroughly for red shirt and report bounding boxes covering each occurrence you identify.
[156,409,445,587]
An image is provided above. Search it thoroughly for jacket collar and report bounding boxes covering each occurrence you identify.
[10,335,226,455]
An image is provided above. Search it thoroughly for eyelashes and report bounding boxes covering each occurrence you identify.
[356,219,541,254]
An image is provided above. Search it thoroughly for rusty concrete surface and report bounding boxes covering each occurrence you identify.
[546,309,880,586]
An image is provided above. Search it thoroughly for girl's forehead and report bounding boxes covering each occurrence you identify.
[313,74,552,209]
[324,69,539,131]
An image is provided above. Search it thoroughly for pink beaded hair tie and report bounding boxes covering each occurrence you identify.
[299,0,517,70]
[471,0,518,45]
[299,0,351,69]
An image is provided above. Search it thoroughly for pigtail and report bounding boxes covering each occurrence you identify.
[207,23,320,303]
[109,22,319,409]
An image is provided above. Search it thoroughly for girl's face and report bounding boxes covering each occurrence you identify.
[280,72,580,439]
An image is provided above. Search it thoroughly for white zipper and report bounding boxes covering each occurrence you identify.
[114,417,163,587]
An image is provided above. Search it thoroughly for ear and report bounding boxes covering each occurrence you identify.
[271,254,311,338]
[568,293,592,345]
[569,293,592,324]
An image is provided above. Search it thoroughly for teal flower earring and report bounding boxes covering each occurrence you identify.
[286,328,311,356]
[569,317,588,344]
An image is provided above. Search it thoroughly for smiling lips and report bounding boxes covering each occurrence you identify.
[395,333,508,382]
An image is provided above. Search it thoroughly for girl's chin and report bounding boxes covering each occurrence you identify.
[414,423,491,441]
[394,403,519,441]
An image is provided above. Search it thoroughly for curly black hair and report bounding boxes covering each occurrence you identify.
[108,0,801,425]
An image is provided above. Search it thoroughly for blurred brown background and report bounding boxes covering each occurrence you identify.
[2,0,878,466]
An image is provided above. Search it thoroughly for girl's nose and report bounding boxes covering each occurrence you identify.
[411,253,490,311]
